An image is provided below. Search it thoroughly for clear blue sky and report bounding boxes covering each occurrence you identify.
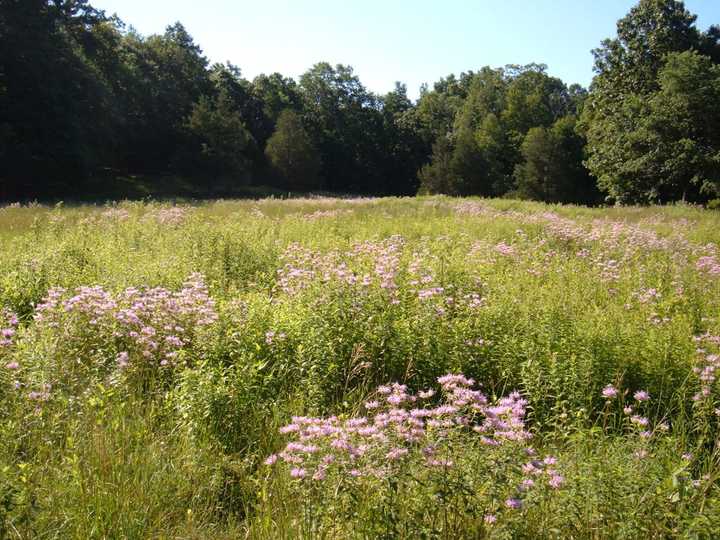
[92,0,720,99]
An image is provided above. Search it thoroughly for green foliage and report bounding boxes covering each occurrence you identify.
[0,0,117,196]
[116,22,212,173]
[4,0,720,206]
[650,51,720,198]
[501,64,570,135]
[299,63,387,194]
[418,137,455,195]
[265,110,321,191]
[582,0,720,203]
[449,125,486,196]
[188,90,255,186]
[417,65,589,199]
[515,116,599,204]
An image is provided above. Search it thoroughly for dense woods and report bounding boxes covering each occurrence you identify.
[1,0,719,203]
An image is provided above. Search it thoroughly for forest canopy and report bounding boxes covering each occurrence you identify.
[0,0,718,204]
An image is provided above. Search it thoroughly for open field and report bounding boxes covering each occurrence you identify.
[2,196,720,538]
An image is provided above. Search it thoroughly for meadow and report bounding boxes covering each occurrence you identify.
[1,196,720,539]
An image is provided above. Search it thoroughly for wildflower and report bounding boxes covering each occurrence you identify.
[386,448,409,461]
[520,478,535,491]
[345,418,368,428]
[312,466,327,481]
[28,386,51,401]
[601,384,618,399]
[431,405,458,416]
[330,439,349,451]
[484,514,497,524]
[623,406,633,415]
[271,372,559,507]
[633,390,650,402]
[264,454,278,466]
[505,498,522,509]
[116,351,129,368]
[5,361,19,370]
[495,242,515,256]
[279,424,300,434]
[548,474,564,488]
[427,458,453,468]
[682,453,693,461]
[438,374,474,388]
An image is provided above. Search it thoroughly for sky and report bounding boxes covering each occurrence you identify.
[92,0,720,100]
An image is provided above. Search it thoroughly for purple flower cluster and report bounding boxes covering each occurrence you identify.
[1,308,20,373]
[276,239,485,315]
[600,383,658,441]
[454,203,700,290]
[453,203,685,257]
[633,288,662,304]
[28,383,52,402]
[274,239,406,296]
[692,333,720,401]
[150,206,191,226]
[601,385,618,399]
[33,273,217,371]
[0,308,19,348]
[301,209,353,221]
[100,208,131,221]
[494,242,515,257]
[697,255,720,276]
[267,373,561,510]
[265,330,286,345]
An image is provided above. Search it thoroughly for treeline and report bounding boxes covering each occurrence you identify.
[0,0,719,204]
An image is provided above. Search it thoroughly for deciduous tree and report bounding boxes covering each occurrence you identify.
[265,110,321,191]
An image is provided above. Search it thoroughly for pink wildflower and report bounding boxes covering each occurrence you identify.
[386,447,409,461]
[548,474,564,488]
[601,384,618,398]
